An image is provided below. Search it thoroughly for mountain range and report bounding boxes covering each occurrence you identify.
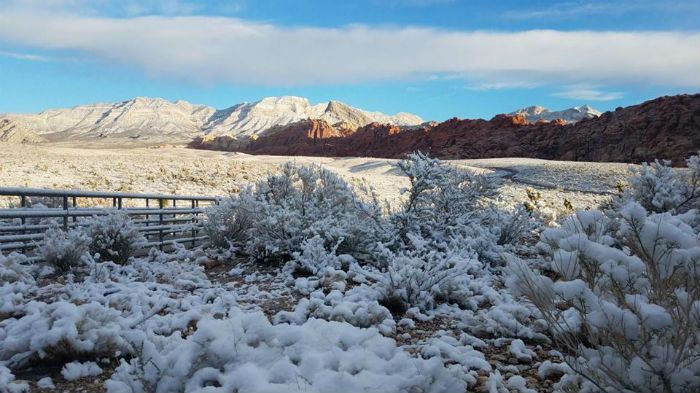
[3,94,698,164]
[0,96,600,145]
[191,94,700,164]
[0,96,424,144]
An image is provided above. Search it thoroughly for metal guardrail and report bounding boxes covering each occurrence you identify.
[0,187,220,257]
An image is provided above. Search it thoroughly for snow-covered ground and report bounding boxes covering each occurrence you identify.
[0,144,630,210]
[1,144,652,393]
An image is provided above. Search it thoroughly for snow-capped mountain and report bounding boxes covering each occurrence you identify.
[1,97,215,139]
[510,105,601,124]
[203,96,422,137]
[0,96,424,143]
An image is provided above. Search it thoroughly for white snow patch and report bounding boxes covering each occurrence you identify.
[61,361,103,381]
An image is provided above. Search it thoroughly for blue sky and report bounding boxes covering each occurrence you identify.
[0,0,698,121]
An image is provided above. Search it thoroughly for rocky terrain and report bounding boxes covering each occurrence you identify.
[194,94,700,164]
[0,96,423,145]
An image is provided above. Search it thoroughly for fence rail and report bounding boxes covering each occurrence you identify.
[0,187,220,258]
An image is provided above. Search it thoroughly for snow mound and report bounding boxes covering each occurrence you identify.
[106,310,464,393]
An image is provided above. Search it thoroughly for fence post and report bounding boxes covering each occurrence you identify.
[191,199,196,247]
[159,198,164,251]
[63,195,68,230]
[20,195,26,253]
[172,199,177,237]
[72,196,77,226]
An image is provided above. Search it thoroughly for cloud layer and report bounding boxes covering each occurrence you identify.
[0,7,698,88]
[552,86,624,101]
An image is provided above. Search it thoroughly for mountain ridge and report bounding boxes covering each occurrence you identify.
[510,104,601,123]
[0,96,424,144]
[190,94,700,164]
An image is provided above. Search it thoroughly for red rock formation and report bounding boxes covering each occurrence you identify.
[242,119,346,155]
[550,118,567,126]
[191,94,700,164]
[489,113,530,127]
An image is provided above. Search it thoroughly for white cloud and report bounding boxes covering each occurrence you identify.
[0,49,49,61]
[0,7,698,88]
[466,81,540,91]
[552,87,624,101]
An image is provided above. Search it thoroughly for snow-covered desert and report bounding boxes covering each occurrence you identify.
[0,144,628,209]
[2,1,699,392]
[4,140,699,393]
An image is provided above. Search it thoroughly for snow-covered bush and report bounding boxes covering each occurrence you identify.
[87,211,146,265]
[626,154,700,214]
[285,235,356,275]
[393,152,496,242]
[207,163,386,263]
[0,300,132,368]
[523,187,560,227]
[0,253,32,285]
[379,241,477,313]
[494,205,535,247]
[391,153,534,264]
[275,288,396,335]
[38,224,90,272]
[0,253,35,317]
[203,195,254,249]
[509,203,700,393]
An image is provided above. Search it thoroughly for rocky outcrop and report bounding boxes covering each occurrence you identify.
[193,94,700,164]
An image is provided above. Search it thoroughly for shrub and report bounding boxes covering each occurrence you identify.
[0,252,33,284]
[206,163,386,263]
[87,211,146,265]
[203,194,254,249]
[626,154,700,214]
[393,152,496,243]
[509,202,700,393]
[38,224,90,272]
[392,153,532,265]
[380,245,474,312]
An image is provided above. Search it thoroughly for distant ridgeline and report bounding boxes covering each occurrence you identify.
[192,94,700,165]
[2,94,699,164]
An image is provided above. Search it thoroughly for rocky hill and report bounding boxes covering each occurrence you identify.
[0,119,46,143]
[193,94,700,164]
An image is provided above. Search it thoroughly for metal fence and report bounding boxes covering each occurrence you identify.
[0,187,220,258]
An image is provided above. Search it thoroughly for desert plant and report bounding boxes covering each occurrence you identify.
[87,211,146,265]
[625,154,700,214]
[38,224,90,272]
[206,163,386,263]
[203,194,255,249]
[509,203,700,393]
[393,152,496,242]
